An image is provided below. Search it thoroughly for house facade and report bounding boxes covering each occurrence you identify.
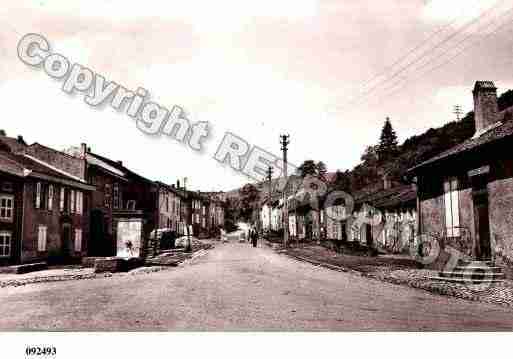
[0,165,24,265]
[0,138,94,265]
[155,181,182,234]
[349,184,418,253]
[409,81,513,274]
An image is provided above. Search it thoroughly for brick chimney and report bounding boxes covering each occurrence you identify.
[473,81,499,136]
[80,143,88,157]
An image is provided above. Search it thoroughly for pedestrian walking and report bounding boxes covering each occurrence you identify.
[251,226,258,248]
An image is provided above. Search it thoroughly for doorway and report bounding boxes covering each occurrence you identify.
[61,224,72,261]
[473,191,491,260]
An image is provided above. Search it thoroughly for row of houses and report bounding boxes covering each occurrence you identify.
[0,138,225,266]
[260,80,513,275]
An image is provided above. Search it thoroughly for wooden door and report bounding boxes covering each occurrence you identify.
[474,193,491,260]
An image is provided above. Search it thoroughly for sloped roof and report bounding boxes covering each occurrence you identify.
[354,184,416,210]
[0,151,93,189]
[0,153,27,177]
[86,152,126,178]
[0,135,27,153]
[409,115,513,174]
[90,151,154,185]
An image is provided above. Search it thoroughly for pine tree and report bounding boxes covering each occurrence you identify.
[297,160,317,178]
[377,117,398,161]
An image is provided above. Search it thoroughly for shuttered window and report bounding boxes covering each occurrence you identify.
[74,229,82,252]
[35,182,42,209]
[48,185,54,210]
[444,178,460,238]
[60,187,65,211]
[38,225,47,251]
[70,190,76,214]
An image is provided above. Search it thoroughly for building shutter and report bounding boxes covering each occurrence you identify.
[74,229,82,252]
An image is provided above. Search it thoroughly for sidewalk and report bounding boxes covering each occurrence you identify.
[0,239,217,288]
[276,242,513,307]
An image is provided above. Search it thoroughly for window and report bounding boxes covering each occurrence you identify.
[0,231,11,257]
[113,183,120,209]
[35,182,42,209]
[48,184,54,210]
[60,187,65,211]
[70,190,76,213]
[38,225,47,251]
[74,229,82,252]
[166,196,169,212]
[444,177,460,238]
[76,191,83,215]
[0,195,14,221]
[104,184,111,208]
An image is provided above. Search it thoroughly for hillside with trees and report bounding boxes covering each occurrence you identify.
[224,88,513,222]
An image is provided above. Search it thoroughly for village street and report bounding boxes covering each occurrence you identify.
[1,241,513,331]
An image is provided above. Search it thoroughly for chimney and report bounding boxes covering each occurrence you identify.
[473,81,499,136]
[17,135,25,144]
[117,160,123,166]
[80,143,87,157]
[177,179,181,189]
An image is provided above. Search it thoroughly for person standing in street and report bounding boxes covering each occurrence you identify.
[251,225,258,248]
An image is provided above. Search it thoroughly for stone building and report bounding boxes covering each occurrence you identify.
[408,81,513,274]
[155,181,182,234]
[350,183,417,253]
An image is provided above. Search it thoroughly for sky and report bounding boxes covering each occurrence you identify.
[2,0,513,191]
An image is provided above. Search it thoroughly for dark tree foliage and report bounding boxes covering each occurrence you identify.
[297,160,317,177]
[0,129,5,136]
[377,117,398,162]
[331,169,351,191]
[498,89,513,111]
[297,160,328,179]
[238,183,260,222]
[316,161,327,178]
[223,198,240,232]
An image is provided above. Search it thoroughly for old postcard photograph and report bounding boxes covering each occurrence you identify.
[1,0,513,357]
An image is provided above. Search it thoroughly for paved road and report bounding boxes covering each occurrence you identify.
[1,242,513,331]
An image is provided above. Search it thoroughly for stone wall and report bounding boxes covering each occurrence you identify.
[488,162,513,277]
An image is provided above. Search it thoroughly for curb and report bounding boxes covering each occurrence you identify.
[279,249,513,308]
[1,243,217,288]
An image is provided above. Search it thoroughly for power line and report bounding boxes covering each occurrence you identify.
[344,0,507,109]
[357,14,463,91]
[366,5,513,107]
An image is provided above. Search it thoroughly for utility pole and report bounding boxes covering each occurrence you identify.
[266,166,274,237]
[453,105,463,121]
[280,134,290,247]
[184,177,192,252]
